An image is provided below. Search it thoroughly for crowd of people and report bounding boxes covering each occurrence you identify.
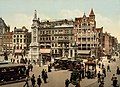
[10,56,120,87]
[23,69,48,87]
[97,60,120,87]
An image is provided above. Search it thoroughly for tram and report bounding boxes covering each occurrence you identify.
[0,63,27,85]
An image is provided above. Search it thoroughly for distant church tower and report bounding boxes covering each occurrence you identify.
[89,8,96,28]
[29,10,40,62]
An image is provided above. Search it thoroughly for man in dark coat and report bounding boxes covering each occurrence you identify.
[97,71,101,83]
[31,74,36,87]
[65,79,70,87]
[113,77,118,87]
[37,75,42,87]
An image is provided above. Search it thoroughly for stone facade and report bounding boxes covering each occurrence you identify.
[29,9,118,64]
[74,9,103,58]
[0,18,10,54]
[103,32,118,56]
[13,26,31,57]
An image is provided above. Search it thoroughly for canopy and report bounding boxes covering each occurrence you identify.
[15,50,22,53]
[77,50,90,54]
[40,49,51,54]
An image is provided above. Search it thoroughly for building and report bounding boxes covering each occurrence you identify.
[102,32,118,57]
[29,9,118,65]
[74,9,103,58]
[0,18,10,35]
[0,18,10,54]
[13,26,31,58]
[29,10,75,64]
[2,32,13,53]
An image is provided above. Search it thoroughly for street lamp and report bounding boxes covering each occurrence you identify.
[74,42,77,60]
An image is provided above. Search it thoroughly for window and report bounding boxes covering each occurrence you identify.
[43,31,45,34]
[14,39,15,43]
[17,46,19,49]
[46,31,48,34]
[20,46,22,49]
[52,43,54,47]
[20,35,22,38]
[20,39,22,43]
[24,35,26,38]
[49,30,51,34]
[40,38,42,40]
[40,31,42,34]
[17,35,19,38]
[17,39,19,43]
[46,37,48,40]
[55,43,57,47]
[55,50,57,53]
[14,35,16,38]
[24,39,26,43]
[52,30,54,34]
[52,37,54,40]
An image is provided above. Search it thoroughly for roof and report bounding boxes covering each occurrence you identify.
[89,9,95,16]
[54,24,73,28]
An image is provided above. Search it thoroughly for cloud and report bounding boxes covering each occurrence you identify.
[5,13,32,31]
[4,12,51,32]
[96,13,120,41]
[59,9,84,19]
[59,9,120,42]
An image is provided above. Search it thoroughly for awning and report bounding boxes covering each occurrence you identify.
[15,50,22,53]
[40,49,51,54]
[77,50,90,54]
[55,57,61,60]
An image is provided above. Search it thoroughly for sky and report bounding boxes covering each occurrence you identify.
[0,0,120,42]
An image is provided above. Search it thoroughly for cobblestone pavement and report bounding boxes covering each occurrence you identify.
[87,56,120,87]
[1,56,120,87]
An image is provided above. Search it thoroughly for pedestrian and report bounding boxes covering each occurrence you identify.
[102,63,104,69]
[42,69,45,79]
[30,64,33,71]
[116,66,120,75]
[107,64,111,72]
[37,75,42,87]
[97,71,101,83]
[99,81,104,87]
[111,74,116,81]
[31,74,36,87]
[102,68,106,77]
[26,69,30,77]
[42,69,48,83]
[101,74,104,82]
[48,65,51,72]
[23,77,29,87]
[65,79,70,87]
[112,77,118,87]
[98,63,101,68]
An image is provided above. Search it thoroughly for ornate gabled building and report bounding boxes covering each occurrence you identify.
[29,10,75,65]
[29,9,115,65]
[74,9,103,58]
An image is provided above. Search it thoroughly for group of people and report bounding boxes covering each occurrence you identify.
[23,69,48,87]
[97,59,120,87]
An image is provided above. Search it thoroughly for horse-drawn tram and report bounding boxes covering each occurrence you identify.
[0,63,27,85]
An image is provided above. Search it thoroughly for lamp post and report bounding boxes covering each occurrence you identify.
[74,42,77,60]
